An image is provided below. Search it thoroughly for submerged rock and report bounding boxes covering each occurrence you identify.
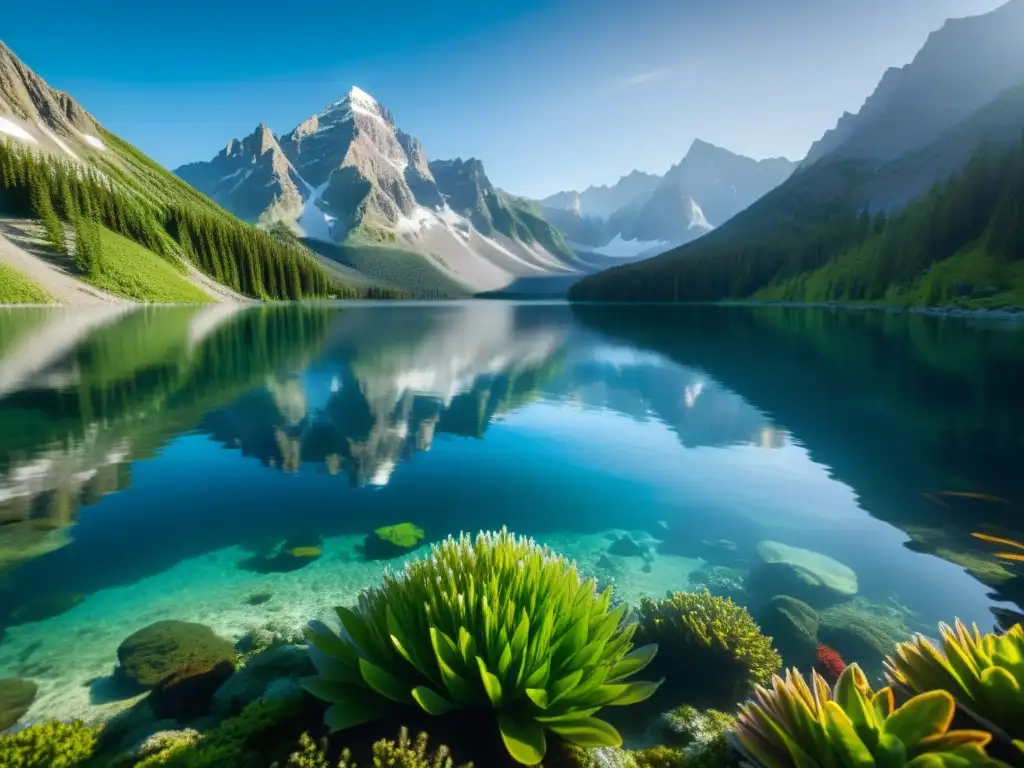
[116,620,236,689]
[819,600,907,678]
[689,564,746,604]
[212,643,311,717]
[608,533,649,558]
[748,541,858,608]
[756,595,819,668]
[8,593,84,626]
[0,677,37,730]
[545,741,639,767]
[149,660,236,720]
[127,727,201,763]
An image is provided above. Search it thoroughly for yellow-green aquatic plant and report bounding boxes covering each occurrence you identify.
[303,528,660,765]
[284,728,471,768]
[884,620,1024,738]
[637,590,780,704]
[0,720,100,768]
[734,664,1002,768]
[374,523,426,548]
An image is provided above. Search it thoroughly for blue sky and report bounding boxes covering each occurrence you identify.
[0,0,1007,197]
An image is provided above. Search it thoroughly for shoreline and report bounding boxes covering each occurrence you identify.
[718,299,1024,322]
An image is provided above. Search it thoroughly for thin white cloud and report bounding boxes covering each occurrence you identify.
[621,68,672,87]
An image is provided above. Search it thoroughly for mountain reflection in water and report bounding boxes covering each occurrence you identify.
[0,302,1021,725]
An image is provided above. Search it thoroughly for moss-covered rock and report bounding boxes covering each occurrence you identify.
[137,698,302,767]
[363,523,426,560]
[117,620,236,689]
[755,595,819,668]
[656,705,735,768]
[819,603,906,678]
[0,677,37,730]
[748,542,858,609]
[212,643,312,718]
[149,659,236,719]
[630,746,685,768]
[0,719,99,768]
[543,741,639,767]
[8,593,83,626]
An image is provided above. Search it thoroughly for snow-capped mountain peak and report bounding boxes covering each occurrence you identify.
[174,87,579,294]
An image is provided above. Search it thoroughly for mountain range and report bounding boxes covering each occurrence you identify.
[175,88,580,295]
[570,0,1024,307]
[538,140,798,257]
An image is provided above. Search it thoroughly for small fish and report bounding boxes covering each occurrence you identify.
[937,491,1012,505]
[994,552,1024,563]
[922,492,952,510]
[971,532,1024,551]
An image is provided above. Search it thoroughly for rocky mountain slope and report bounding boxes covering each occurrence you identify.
[538,140,797,257]
[801,0,1024,168]
[0,41,107,157]
[176,88,578,294]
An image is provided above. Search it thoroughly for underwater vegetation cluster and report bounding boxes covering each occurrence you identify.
[636,589,781,707]
[1,527,1022,768]
[303,528,661,765]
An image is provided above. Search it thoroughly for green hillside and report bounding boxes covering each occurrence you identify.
[570,88,1024,310]
[0,262,53,304]
[0,135,376,302]
[572,135,1024,309]
[307,238,471,298]
[499,193,577,263]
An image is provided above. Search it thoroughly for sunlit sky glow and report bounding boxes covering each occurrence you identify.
[0,0,1007,197]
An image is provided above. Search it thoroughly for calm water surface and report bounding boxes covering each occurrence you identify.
[0,301,1022,724]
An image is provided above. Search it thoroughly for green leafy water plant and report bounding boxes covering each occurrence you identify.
[303,528,660,765]
[0,720,99,768]
[884,620,1024,738]
[375,523,426,548]
[637,590,780,705]
[734,664,1002,768]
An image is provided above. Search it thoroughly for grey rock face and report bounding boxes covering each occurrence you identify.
[802,0,1024,168]
[625,139,797,243]
[540,169,662,219]
[0,41,104,155]
[175,123,305,223]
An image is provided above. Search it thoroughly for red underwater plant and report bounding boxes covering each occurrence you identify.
[815,644,847,683]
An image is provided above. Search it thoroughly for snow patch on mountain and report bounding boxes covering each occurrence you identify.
[395,206,438,235]
[0,117,36,143]
[39,125,78,160]
[589,234,670,258]
[688,200,712,230]
[82,134,105,151]
[298,176,335,242]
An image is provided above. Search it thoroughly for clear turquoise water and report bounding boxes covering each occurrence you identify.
[0,301,1021,724]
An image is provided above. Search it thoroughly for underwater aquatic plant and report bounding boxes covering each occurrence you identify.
[136,698,302,767]
[814,644,846,683]
[303,528,660,765]
[375,523,426,548]
[636,590,780,705]
[630,745,686,768]
[0,720,99,768]
[884,620,1024,738]
[340,728,472,768]
[734,664,1002,768]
